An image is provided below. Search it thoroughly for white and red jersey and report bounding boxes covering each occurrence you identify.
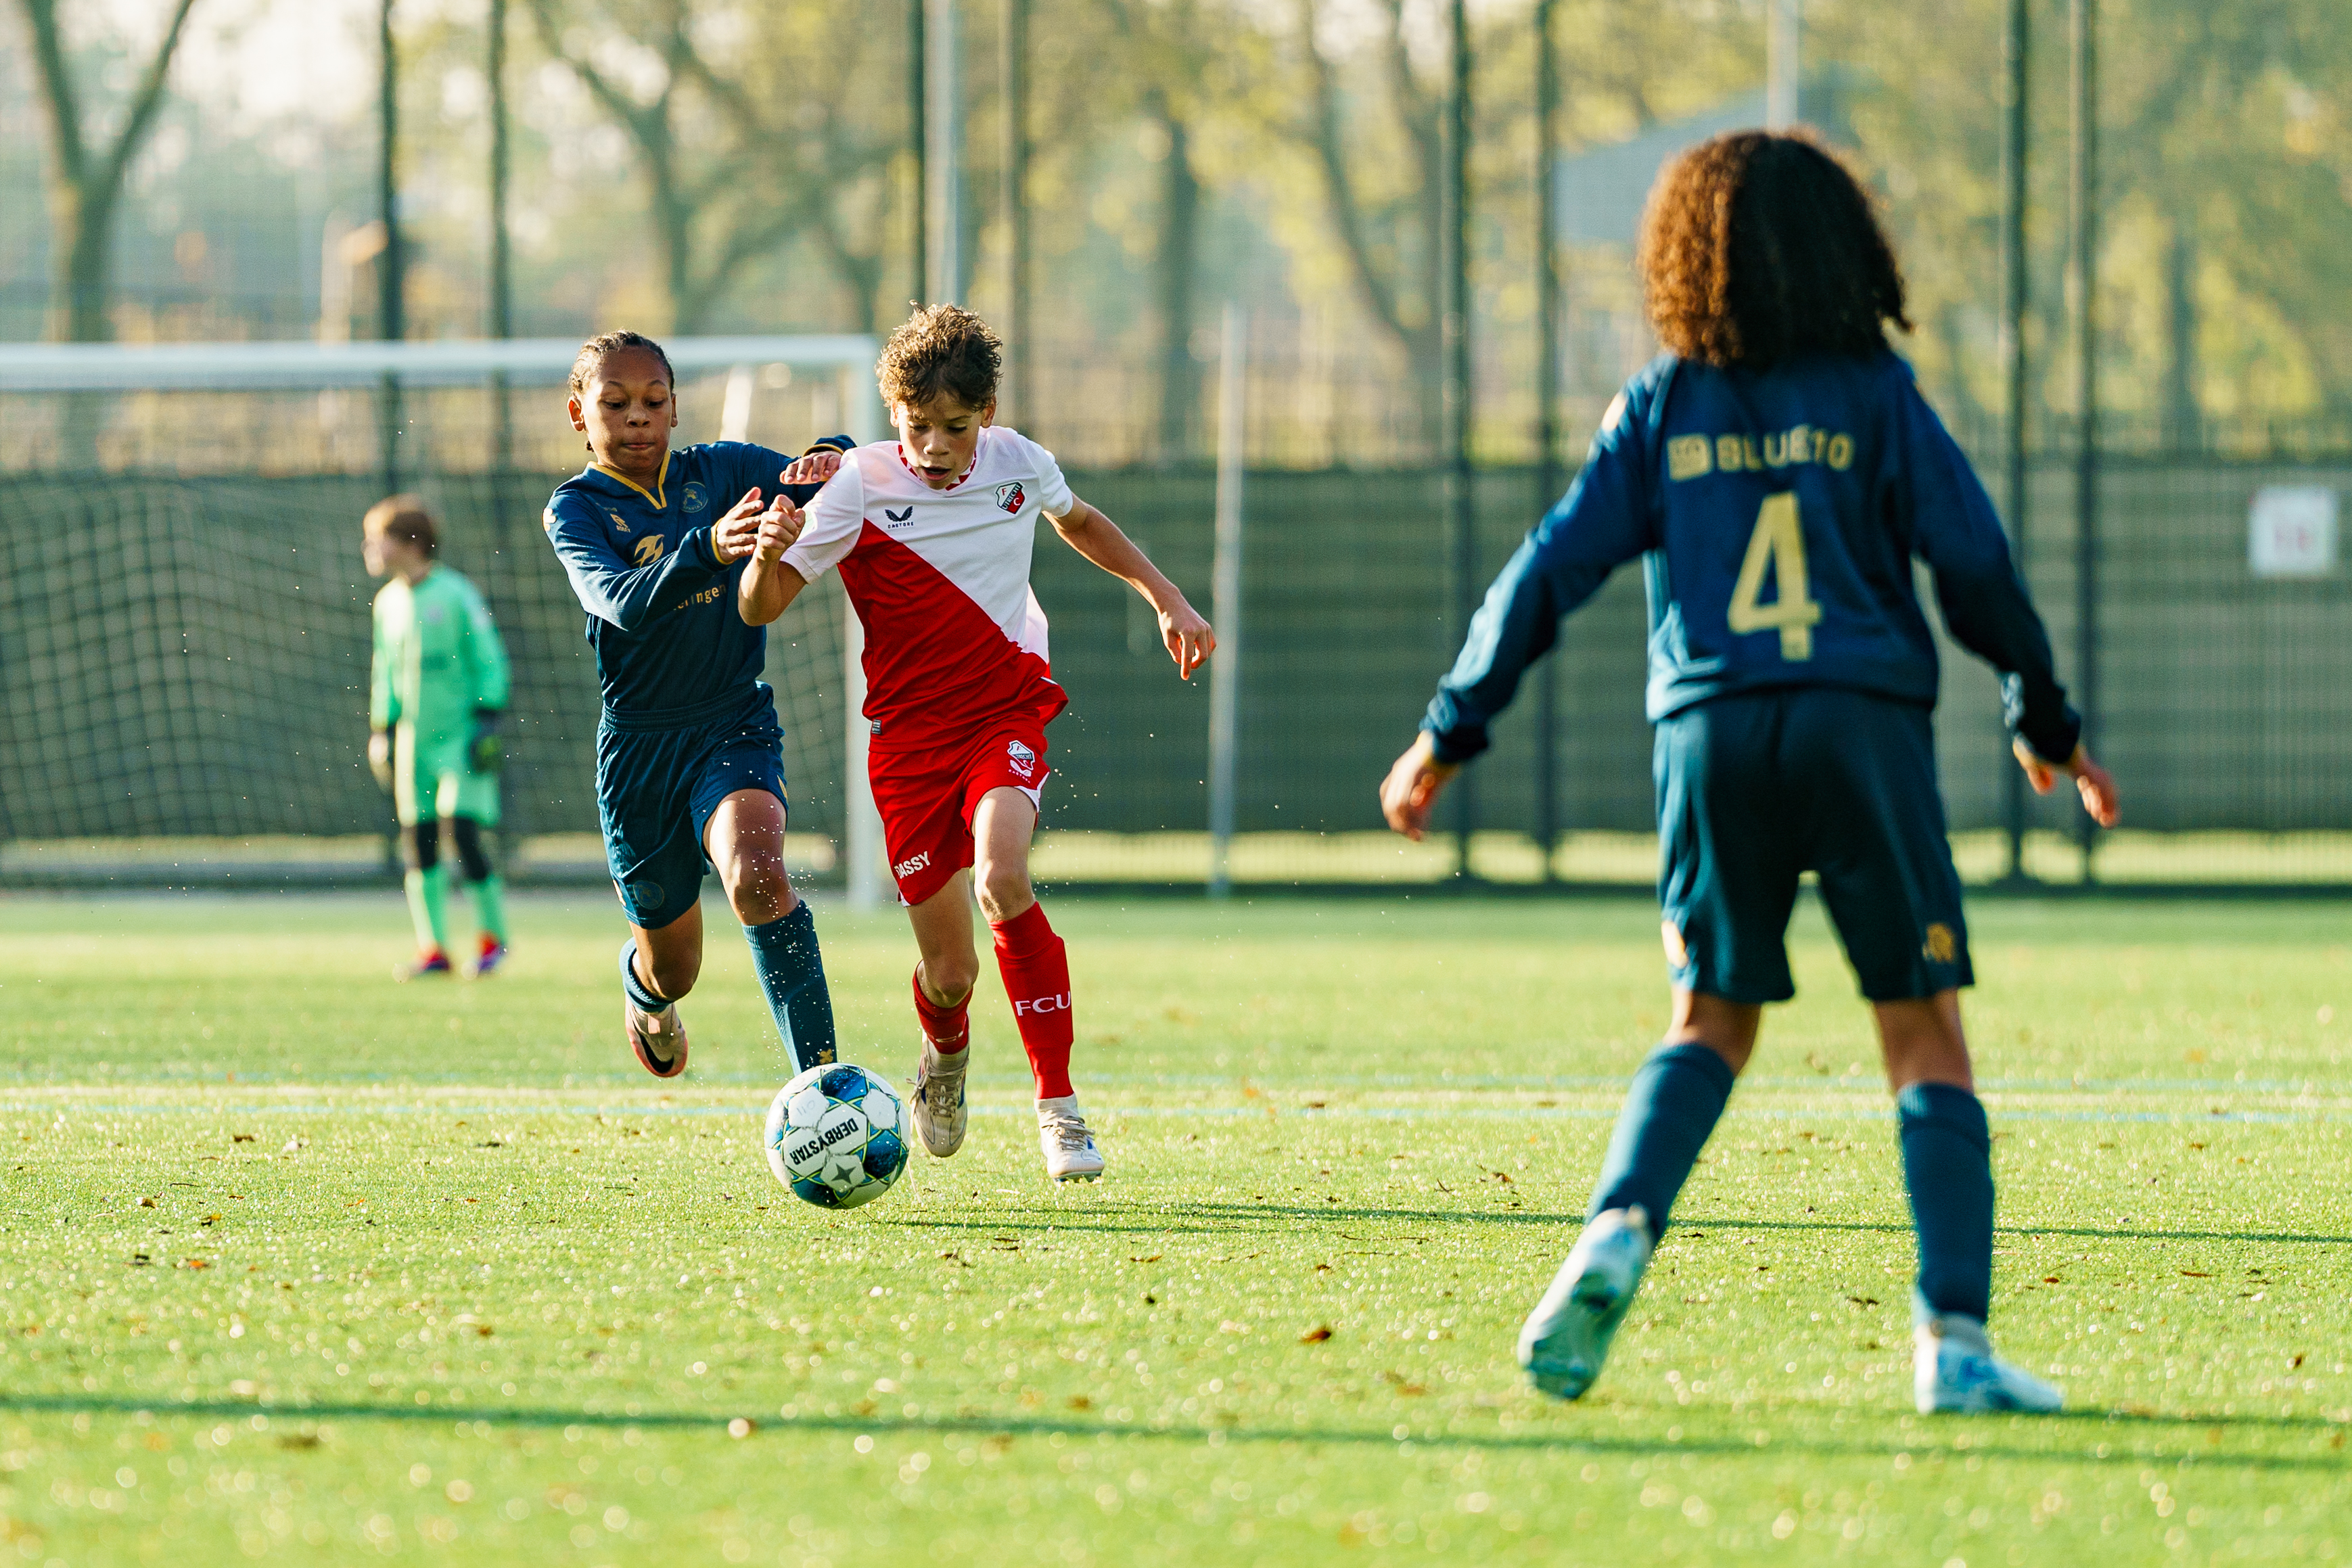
[784,426,1074,752]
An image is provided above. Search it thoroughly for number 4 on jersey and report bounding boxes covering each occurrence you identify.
[1727,492,1823,660]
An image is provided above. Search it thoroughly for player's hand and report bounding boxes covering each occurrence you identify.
[2013,738,2119,827]
[1380,733,1461,841]
[754,494,805,563]
[779,449,842,488]
[1158,601,1215,680]
[710,487,765,564]
[367,729,394,793]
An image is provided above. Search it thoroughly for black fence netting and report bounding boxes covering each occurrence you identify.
[1,457,2347,882]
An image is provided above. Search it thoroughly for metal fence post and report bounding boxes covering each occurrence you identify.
[1999,0,2032,885]
[1441,0,1476,881]
[1207,304,1247,900]
[2070,0,2100,883]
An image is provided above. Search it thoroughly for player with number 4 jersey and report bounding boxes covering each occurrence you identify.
[741,305,1216,1184]
[1384,131,2120,1415]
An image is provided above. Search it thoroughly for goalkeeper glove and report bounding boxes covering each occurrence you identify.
[469,710,505,775]
[367,729,394,793]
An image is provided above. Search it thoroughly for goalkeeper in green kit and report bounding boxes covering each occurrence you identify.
[364,495,513,978]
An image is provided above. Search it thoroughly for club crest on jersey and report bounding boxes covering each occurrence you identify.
[682,481,709,514]
[1006,739,1036,779]
[994,481,1025,514]
[632,535,666,566]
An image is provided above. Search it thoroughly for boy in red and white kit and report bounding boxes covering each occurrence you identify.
[740,306,1215,1182]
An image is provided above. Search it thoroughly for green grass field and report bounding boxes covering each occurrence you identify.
[3,892,2348,1567]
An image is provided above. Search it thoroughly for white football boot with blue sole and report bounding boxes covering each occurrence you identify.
[1517,1205,1654,1400]
[1037,1096,1105,1183]
[1914,1302,2062,1414]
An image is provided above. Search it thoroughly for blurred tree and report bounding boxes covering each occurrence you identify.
[16,0,202,342]
[1100,0,1213,463]
[1285,0,1445,440]
[525,0,901,333]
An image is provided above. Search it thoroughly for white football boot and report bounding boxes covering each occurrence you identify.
[1914,1305,2062,1414]
[1517,1205,1654,1400]
[910,1042,970,1157]
[1037,1096,1105,1183]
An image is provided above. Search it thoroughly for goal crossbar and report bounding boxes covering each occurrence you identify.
[0,335,879,392]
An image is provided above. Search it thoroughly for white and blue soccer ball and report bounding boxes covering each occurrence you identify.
[765,1063,910,1209]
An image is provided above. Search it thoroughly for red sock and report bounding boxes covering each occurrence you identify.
[990,902,1073,1100]
[911,967,971,1054]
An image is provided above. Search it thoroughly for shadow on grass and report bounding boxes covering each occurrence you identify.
[881,1203,2352,1249]
[1676,1215,2352,1248]
[1,1393,2341,1473]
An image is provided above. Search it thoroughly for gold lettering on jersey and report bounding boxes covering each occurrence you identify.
[1667,436,1713,480]
[632,536,666,566]
[1676,427,1856,481]
[687,583,724,607]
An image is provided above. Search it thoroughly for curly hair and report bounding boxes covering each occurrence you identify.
[1637,131,1911,369]
[877,304,1002,409]
[568,329,675,396]
[363,493,438,557]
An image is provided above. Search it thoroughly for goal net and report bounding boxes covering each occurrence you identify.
[0,336,887,904]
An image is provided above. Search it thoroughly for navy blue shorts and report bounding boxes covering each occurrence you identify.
[597,687,787,930]
[1654,687,1970,1005]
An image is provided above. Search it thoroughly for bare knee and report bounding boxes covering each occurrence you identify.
[973,858,1034,925]
[919,952,981,1007]
[722,861,797,927]
[639,946,701,1001]
[1876,992,1971,1092]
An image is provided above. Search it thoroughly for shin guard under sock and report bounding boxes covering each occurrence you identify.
[913,967,971,1054]
[618,939,672,1012]
[743,901,839,1076]
[1897,1082,1996,1323]
[406,867,449,953]
[990,902,1073,1100]
[1587,1042,1736,1233]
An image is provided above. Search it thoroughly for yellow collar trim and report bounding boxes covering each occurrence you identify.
[593,450,670,510]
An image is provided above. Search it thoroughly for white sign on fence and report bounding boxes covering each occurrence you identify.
[2248,486,2338,578]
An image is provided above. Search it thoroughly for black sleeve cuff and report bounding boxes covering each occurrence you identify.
[1421,717,1489,766]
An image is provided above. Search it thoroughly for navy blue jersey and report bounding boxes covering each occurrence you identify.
[544,438,848,725]
[1421,351,2079,765]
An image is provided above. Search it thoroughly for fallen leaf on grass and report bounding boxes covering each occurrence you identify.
[1299,1324,1334,1343]
[1129,1254,1161,1264]
[231,1134,255,1144]
[2180,1270,2213,1278]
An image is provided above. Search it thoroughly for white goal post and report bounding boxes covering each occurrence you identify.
[0,334,890,909]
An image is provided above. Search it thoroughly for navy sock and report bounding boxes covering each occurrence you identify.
[1897,1082,1996,1323]
[618,938,670,1011]
[1587,1042,1736,1232]
[743,901,838,1076]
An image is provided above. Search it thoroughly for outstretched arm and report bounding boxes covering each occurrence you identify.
[1051,497,1215,679]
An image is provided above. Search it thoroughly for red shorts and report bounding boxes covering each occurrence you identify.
[869,723,1052,906]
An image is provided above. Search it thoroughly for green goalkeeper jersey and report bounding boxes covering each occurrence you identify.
[370,566,511,739]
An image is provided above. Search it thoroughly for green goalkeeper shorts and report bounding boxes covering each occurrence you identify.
[394,724,501,827]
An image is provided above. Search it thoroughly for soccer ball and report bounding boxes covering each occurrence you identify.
[765,1063,910,1209]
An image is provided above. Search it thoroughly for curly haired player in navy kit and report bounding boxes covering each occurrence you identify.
[542,330,852,1082]
[1382,133,2120,1414]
